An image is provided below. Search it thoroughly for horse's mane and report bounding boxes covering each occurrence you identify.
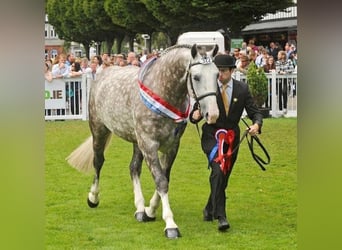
[160,44,192,57]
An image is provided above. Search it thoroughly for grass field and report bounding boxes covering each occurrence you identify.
[45,118,297,249]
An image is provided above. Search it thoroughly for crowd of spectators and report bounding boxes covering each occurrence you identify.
[45,40,297,117]
[45,40,297,83]
[227,40,297,114]
[44,50,160,117]
[227,40,297,75]
[44,50,161,83]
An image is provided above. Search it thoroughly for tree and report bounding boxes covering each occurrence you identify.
[104,0,162,52]
[46,0,295,54]
[142,0,294,43]
[47,0,97,58]
[83,0,128,54]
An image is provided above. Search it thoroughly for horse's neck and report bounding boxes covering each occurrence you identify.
[145,55,189,107]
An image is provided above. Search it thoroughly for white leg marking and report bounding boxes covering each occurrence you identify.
[88,183,99,204]
[132,176,145,212]
[159,192,178,229]
[145,190,160,218]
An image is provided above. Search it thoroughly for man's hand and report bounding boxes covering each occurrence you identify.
[192,109,202,121]
[247,123,259,136]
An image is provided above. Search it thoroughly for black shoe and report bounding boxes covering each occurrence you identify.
[218,217,230,231]
[203,209,213,221]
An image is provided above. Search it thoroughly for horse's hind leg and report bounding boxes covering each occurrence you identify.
[87,124,111,208]
[129,143,154,221]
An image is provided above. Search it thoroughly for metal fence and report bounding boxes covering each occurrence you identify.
[44,71,297,121]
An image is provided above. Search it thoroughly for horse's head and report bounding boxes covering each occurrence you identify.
[187,44,219,124]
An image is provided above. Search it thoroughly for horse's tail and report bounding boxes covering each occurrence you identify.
[65,135,112,174]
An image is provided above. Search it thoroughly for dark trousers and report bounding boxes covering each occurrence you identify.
[205,161,235,219]
[201,125,240,220]
[70,90,80,115]
[277,78,288,110]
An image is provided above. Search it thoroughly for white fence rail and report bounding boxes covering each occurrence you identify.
[233,71,297,118]
[44,72,297,121]
[44,75,90,121]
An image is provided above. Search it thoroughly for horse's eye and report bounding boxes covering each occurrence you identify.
[193,75,200,82]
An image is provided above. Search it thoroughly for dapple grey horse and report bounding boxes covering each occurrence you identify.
[66,44,219,238]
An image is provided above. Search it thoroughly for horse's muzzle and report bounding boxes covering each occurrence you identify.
[199,96,219,124]
[205,108,219,124]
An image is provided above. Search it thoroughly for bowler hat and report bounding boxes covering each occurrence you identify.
[214,54,236,68]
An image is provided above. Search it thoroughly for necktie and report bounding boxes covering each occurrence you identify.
[221,84,229,115]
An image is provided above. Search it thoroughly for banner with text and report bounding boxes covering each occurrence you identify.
[45,79,66,109]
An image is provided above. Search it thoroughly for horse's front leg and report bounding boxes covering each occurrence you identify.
[145,147,182,239]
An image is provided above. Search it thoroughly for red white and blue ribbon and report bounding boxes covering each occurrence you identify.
[209,129,236,175]
[138,56,190,123]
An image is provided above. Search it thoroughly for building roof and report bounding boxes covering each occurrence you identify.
[241,18,297,34]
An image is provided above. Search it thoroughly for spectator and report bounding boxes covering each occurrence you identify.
[269,41,279,59]
[247,39,258,52]
[87,61,98,80]
[51,54,70,79]
[263,56,276,73]
[51,54,68,116]
[45,58,53,71]
[68,62,82,115]
[92,55,102,68]
[263,56,276,108]
[80,57,90,73]
[255,46,268,68]
[248,49,257,64]
[114,54,125,66]
[44,62,53,116]
[69,61,82,78]
[65,53,75,67]
[275,50,295,114]
[284,42,292,60]
[289,44,297,68]
[232,48,240,65]
[127,51,140,66]
[119,60,128,67]
[44,62,53,82]
[131,59,141,67]
[240,41,248,55]
[140,49,148,63]
[236,54,249,74]
[101,53,110,64]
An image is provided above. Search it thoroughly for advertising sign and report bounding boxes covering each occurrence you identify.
[230,38,244,51]
[45,79,66,109]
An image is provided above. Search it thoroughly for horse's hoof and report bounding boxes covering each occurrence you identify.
[87,198,99,208]
[135,212,145,222]
[165,228,181,239]
[142,211,156,222]
[135,211,156,222]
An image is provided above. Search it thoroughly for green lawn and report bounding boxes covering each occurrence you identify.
[45,118,297,249]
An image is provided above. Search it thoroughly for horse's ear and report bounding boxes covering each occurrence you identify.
[213,44,219,57]
[191,44,197,58]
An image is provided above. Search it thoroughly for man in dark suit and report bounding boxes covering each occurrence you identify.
[189,54,263,231]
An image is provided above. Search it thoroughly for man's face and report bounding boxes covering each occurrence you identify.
[218,68,232,84]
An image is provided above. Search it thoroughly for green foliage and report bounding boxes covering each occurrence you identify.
[247,61,268,107]
[46,0,295,49]
[45,118,297,249]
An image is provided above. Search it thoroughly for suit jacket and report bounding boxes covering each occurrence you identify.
[190,78,263,161]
